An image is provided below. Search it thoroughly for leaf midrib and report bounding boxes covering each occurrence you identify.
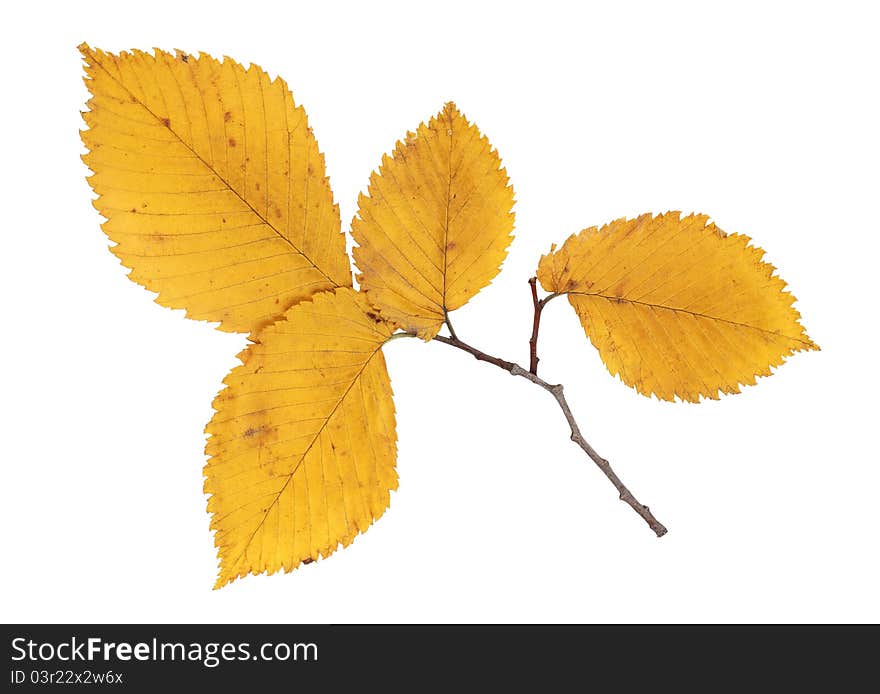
[565,291,815,348]
[442,108,454,311]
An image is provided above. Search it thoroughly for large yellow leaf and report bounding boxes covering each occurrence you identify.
[351,102,515,339]
[205,288,397,587]
[537,212,818,402]
[80,45,351,333]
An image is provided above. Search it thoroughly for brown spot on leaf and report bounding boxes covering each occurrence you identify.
[302,558,314,565]
[129,208,137,213]
[446,241,456,252]
[228,137,236,147]
[180,53,189,63]
[365,311,383,324]
[161,117,171,127]
[255,182,260,191]
[243,426,263,439]
[224,111,232,122]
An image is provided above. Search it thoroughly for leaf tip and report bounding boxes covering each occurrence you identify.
[801,335,821,352]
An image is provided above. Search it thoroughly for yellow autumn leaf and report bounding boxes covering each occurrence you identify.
[205,288,397,587]
[351,102,515,339]
[80,45,351,333]
[537,212,818,402]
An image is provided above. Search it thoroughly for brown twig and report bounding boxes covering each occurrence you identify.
[528,278,559,375]
[528,278,543,374]
[432,332,668,537]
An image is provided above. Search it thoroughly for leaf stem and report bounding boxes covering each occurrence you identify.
[443,308,459,341]
[432,332,668,537]
[386,331,419,342]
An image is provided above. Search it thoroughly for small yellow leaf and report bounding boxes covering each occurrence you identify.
[537,212,818,402]
[205,288,397,587]
[80,45,351,333]
[352,102,515,339]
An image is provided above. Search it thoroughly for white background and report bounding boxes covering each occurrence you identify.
[1,0,877,623]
